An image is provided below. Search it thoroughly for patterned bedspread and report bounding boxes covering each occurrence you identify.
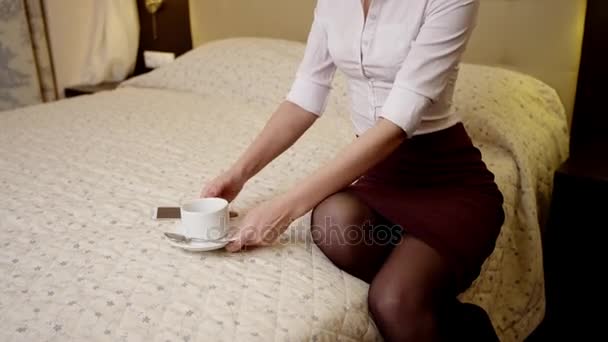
[0,38,569,341]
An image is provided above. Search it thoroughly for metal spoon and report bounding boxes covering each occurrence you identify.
[163,232,233,244]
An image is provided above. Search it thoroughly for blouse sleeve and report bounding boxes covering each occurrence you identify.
[380,0,479,136]
[286,4,337,116]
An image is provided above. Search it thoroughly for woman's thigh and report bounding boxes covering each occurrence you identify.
[310,191,402,283]
[368,235,499,341]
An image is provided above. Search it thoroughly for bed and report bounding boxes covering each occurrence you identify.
[0,33,571,341]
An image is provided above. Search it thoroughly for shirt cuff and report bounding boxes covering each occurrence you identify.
[380,86,431,137]
[286,77,331,116]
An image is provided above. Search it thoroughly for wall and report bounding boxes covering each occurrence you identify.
[189,0,315,46]
[43,0,139,95]
[44,0,92,94]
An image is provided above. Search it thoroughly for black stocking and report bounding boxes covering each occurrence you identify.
[368,235,454,341]
[310,191,400,283]
[310,191,498,341]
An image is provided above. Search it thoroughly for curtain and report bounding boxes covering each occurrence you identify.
[83,0,140,84]
[44,0,140,94]
[0,0,140,110]
[0,0,58,111]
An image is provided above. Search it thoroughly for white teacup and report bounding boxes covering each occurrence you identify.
[180,198,229,240]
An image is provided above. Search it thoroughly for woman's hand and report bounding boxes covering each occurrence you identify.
[200,102,317,203]
[200,171,245,202]
[225,195,299,252]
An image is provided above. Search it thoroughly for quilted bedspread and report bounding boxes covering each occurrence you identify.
[0,39,569,341]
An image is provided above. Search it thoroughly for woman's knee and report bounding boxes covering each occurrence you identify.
[368,281,424,323]
[311,191,373,247]
[312,192,373,228]
[368,281,434,341]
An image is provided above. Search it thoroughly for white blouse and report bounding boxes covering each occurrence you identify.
[286,0,479,137]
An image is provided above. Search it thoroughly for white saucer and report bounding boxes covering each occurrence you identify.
[166,224,230,252]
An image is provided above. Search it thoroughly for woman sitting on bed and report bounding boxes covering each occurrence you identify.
[202,0,503,340]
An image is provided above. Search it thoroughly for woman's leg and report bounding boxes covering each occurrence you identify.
[310,191,400,283]
[367,235,454,342]
[312,192,498,341]
[367,234,500,342]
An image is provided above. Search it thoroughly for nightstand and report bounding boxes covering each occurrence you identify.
[64,81,122,98]
[533,148,608,341]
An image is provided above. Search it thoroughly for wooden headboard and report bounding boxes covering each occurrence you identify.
[134,0,192,75]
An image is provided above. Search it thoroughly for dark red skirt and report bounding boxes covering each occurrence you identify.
[346,122,505,293]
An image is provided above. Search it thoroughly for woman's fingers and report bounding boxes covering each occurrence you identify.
[225,226,250,253]
[225,237,243,253]
[225,224,263,253]
[200,185,218,198]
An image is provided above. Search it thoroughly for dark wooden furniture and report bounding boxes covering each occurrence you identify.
[568,0,608,158]
[64,81,121,98]
[529,1,608,340]
[537,155,608,341]
[133,0,193,75]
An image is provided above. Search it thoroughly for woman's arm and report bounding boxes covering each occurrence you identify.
[285,118,405,216]
[201,101,318,201]
[229,101,318,183]
[226,0,479,252]
[226,119,406,251]
[229,0,336,182]
[203,3,335,201]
